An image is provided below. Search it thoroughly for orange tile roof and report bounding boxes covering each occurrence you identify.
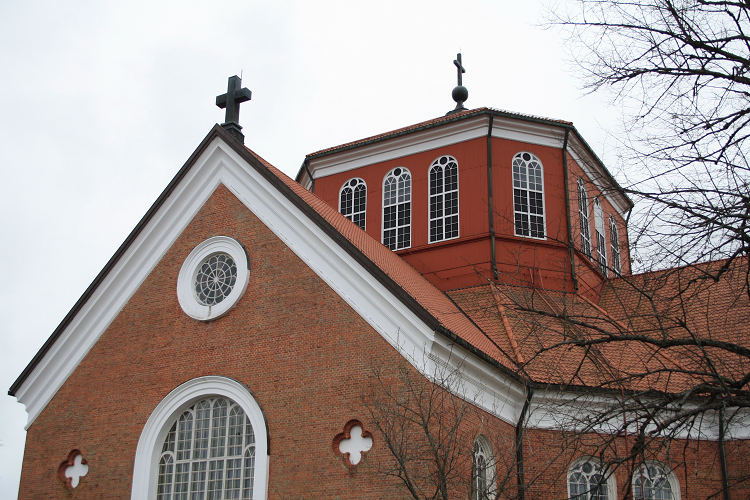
[249,143,749,396]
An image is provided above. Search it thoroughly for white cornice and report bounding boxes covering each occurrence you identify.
[304,116,490,185]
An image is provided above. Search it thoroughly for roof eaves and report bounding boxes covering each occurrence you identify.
[9,124,228,397]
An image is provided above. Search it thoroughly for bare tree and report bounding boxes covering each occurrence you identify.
[549,0,750,271]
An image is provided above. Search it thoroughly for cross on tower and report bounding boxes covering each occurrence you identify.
[216,75,252,144]
[454,53,466,87]
[447,53,469,115]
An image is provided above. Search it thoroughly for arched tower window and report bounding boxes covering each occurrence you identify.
[472,435,495,500]
[609,214,621,275]
[594,197,608,276]
[383,167,411,250]
[512,152,545,239]
[339,178,367,230]
[633,462,680,500]
[428,155,459,243]
[577,178,592,258]
[568,457,615,500]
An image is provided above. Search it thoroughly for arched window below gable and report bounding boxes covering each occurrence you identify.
[633,462,680,500]
[428,155,459,243]
[568,457,616,500]
[383,167,411,250]
[131,376,269,500]
[513,152,545,239]
[339,178,367,230]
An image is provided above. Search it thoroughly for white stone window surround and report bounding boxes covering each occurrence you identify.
[567,456,617,500]
[382,167,412,251]
[512,151,546,240]
[177,236,250,321]
[131,376,269,500]
[632,461,681,500]
[472,434,495,500]
[428,155,460,243]
[578,178,592,258]
[338,177,367,230]
[594,197,608,277]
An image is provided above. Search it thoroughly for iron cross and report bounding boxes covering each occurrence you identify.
[454,53,466,87]
[216,76,252,125]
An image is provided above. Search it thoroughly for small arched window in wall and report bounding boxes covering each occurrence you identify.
[512,152,545,239]
[428,155,459,243]
[577,178,592,258]
[594,197,608,276]
[339,178,367,230]
[633,462,680,500]
[609,214,622,275]
[472,436,495,500]
[383,167,411,250]
[568,457,614,500]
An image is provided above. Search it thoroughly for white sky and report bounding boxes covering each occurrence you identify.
[0,0,621,495]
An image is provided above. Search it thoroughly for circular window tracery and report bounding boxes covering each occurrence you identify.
[177,236,250,321]
[195,253,238,305]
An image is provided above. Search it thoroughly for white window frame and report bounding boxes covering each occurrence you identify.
[428,155,460,243]
[609,214,622,275]
[512,152,546,239]
[632,461,681,500]
[382,167,412,250]
[567,456,617,500]
[338,177,367,230]
[472,435,496,500]
[131,376,269,500]
[577,178,592,258]
[594,197,608,277]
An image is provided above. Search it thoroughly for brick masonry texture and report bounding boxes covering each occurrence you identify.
[17,183,748,499]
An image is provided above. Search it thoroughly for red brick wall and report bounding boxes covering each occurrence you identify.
[18,184,422,499]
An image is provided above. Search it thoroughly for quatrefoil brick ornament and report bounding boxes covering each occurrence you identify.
[333,420,373,469]
[57,449,89,489]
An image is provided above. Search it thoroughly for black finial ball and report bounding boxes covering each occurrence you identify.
[452,85,468,103]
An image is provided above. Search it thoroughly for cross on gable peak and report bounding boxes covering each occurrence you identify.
[216,75,252,144]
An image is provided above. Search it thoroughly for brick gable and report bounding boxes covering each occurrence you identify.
[19,184,409,499]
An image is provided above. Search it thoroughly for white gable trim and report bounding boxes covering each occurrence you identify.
[12,136,450,428]
[12,134,739,442]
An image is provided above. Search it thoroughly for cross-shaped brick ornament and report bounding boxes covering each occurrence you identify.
[58,450,89,489]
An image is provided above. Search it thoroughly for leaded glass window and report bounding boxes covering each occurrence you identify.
[569,459,610,500]
[157,397,256,500]
[339,178,367,230]
[383,167,411,250]
[609,215,621,275]
[633,463,675,500]
[578,178,592,258]
[473,436,494,500]
[513,152,545,239]
[194,254,238,306]
[429,155,459,242]
[594,197,608,276]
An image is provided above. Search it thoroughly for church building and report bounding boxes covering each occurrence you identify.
[10,61,749,499]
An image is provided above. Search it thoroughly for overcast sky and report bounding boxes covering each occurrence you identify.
[0,0,621,495]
